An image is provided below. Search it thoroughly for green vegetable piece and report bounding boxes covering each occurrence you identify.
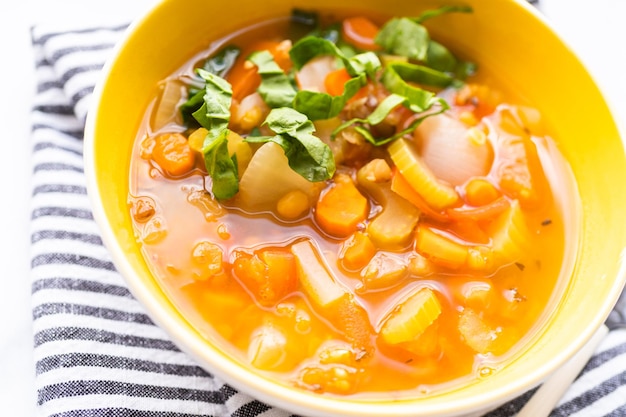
[202,45,241,77]
[293,73,366,120]
[382,62,454,111]
[375,18,430,62]
[332,93,446,146]
[288,37,380,120]
[193,69,239,200]
[248,50,297,108]
[246,107,336,182]
[426,40,457,73]
[289,36,381,77]
[413,5,473,24]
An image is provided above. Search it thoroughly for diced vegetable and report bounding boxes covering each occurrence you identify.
[237,142,322,212]
[152,80,185,130]
[463,177,500,206]
[387,138,460,210]
[296,55,336,93]
[225,130,253,178]
[248,323,287,370]
[390,168,449,223]
[315,173,369,237]
[359,252,408,292]
[414,114,493,186]
[379,287,442,345]
[458,308,496,354]
[415,224,469,270]
[276,190,310,220]
[340,231,376,271]
[151,132,196,177]
[489,106,549,209]
[357,159,421,250]
[341,16,381,51]
[488,199,532,265]
[291,240,346,308]
[226,40,293,102]
[233,248,298,306]
[191,241,224,280]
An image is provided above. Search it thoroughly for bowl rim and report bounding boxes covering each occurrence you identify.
[83,0,626,415]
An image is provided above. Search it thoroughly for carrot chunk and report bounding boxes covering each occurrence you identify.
[315,173,369,238]
[151,132,196,177]
[340,231,376,271]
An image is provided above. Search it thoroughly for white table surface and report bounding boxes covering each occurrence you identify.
[1,1,624,416]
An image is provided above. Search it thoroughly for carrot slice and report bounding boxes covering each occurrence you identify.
[315,173,369,238]
[324,68,352,96]
[342,16,381,51]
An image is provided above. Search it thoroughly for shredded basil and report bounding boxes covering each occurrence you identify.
[246,107,336,182]
[248,50,297,108]
[375,18,430,62]
[332,93,447,146]
[192,69,239,200]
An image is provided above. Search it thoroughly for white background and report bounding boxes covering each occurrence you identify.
[1,1,625,415]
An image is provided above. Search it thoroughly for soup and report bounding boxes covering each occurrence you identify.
[128,7,576,397]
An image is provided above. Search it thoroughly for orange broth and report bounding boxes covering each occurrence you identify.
[128,11,577,397]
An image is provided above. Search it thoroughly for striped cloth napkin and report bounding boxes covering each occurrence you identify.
[30,21,626,417]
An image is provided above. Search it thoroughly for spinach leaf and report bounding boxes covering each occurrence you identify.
[246,107,335,182]
[289,36,381,77]
[248,50,297,108]
[192,69,239,200]
[331,93,446,146]
[382,61,455,112]
[287,37,381,120]
[375,18,430,62]
[293,73,366,120]
[202,45,241,77]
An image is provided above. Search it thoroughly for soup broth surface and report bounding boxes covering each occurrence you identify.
[129,9,577,397]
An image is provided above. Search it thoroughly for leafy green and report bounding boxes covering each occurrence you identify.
[331,93,447,146]
[192,69,239,200]
[375,18,430,62]
[382,61,455,112]
[248,50,297,108]
[245,107,335,181]
[375,5,474,76]
[287,37,381,119]
[293,73,367,120]
[289,36,381,77]
[413,5,472,24]
[202,45,241,77]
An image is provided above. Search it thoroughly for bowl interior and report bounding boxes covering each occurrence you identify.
[84,0,626,415]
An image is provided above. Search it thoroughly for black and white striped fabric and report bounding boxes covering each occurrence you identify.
[30,21,626,417]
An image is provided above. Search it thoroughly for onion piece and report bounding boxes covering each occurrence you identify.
[415,113,494,186]
[295,55,336,93]
[152,79,185,131]
[236,142,322,212]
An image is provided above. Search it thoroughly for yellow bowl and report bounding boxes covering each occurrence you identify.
[84,0,626,415]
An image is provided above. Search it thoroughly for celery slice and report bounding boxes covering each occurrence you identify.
[489,199,531,265]
[379,287,442,345]
[291,240,346,308]
[387,137,459,210]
